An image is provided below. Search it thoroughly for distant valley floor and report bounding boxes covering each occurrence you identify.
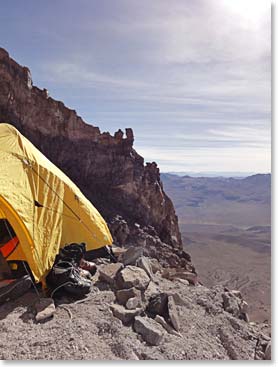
[181,224,270,323]
[161,173,271,324]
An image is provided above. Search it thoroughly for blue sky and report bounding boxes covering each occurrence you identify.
[1,0,271,172]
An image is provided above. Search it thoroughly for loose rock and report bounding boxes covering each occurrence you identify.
[222,292,241,317]
[35,298,55,322]
[126,297,141,310]
[115,287,141,305]
[134,316,164,346]
[167,295,180,331]
[116,266,150,290]
[264,342,271,360]
[149,258,161,274]
[110,304,142,324]
[147,293,168,317]
[136,256,155,281]
[120,246,143,266]
[99,263,123,285]
[155,315,182,337]
[144,281,160,301]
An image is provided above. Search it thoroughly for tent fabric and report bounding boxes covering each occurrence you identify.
[0,123,113,282]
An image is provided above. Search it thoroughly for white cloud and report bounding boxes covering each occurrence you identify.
[34,0,270,173]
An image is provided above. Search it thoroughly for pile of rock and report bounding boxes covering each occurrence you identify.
[97,246,183,346]
[109,218,194,273]
[222,289,249,322]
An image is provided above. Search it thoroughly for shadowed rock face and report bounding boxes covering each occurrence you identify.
[0,47,181,251]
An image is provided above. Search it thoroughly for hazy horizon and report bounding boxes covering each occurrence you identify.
[160,171,271,177]
[0,0,271,173]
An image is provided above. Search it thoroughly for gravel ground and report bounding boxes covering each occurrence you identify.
[0,274,271,360]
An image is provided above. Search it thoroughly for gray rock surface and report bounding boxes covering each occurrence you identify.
[126,297,141,310]
[264,342,271,360]
[121,246,143,266]
[98,263,123,285]
[110,304,142,324]
[167,295,180,331]
[134,316,164,346]
[116,266,150,290]
[155,315,181,337]
[136,256,155,281]
[115,287,141,305]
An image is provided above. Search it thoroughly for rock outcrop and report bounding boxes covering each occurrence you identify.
[0,48,185,264]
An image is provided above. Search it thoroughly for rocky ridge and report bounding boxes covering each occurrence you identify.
[0,47,185,267]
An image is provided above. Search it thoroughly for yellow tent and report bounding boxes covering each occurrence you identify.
[0,123,113,282]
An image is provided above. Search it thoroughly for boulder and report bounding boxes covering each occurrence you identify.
[116,266,150,290]
[35,298,55,322]
[99,263,123,285]
[167,295,180,331]
[115,287,141,305]
[110,304,142,324]
[134,316,164,346]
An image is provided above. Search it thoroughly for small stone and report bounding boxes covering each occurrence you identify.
[35,298,55,322]
[110,304,142,324]
[134,316,164,346]
[116,266,150,290]
[126,297,141,310]
[98,263,123,285]
[115,287,141,305]
[167,295,180,331]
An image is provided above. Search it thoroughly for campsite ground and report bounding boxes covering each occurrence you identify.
[0,275,270,360]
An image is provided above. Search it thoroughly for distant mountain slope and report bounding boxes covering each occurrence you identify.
[161,173,271,227]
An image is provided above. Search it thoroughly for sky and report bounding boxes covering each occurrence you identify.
[0,0,271,173]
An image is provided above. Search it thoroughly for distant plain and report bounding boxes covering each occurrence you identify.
[161,173,271,323]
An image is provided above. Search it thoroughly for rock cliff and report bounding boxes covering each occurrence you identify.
[0,48,187,266]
